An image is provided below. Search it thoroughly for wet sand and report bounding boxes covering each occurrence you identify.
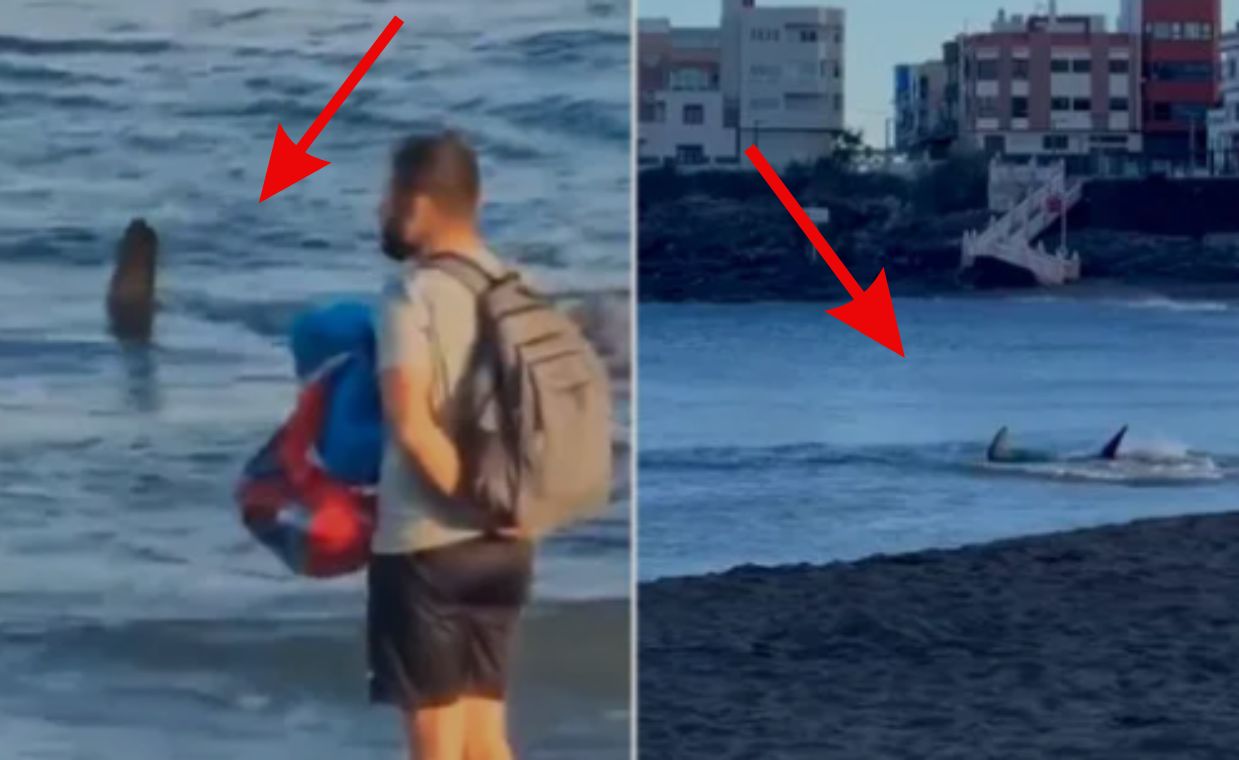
[640,513,1239,759]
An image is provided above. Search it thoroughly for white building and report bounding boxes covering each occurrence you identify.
[720,0,846,168]
[1208,27,1239,175]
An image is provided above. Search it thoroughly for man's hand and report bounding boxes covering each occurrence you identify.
[381,364,461,498]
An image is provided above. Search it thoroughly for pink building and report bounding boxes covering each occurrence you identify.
[955,11,1143,174]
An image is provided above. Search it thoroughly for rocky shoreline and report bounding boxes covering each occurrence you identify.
[638,168,1239,302]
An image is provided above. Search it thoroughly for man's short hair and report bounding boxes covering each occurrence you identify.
[391,131,480,215]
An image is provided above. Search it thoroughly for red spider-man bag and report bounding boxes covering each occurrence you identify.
[234,365,376,578]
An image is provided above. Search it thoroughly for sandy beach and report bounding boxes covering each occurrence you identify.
[640,512,1239,759]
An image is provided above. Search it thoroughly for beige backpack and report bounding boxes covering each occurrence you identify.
[428,253,613,537]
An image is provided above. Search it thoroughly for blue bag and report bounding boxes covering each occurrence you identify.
[288,301,384,485]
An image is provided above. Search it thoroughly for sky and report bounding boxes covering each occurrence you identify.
[639,0,1239,147]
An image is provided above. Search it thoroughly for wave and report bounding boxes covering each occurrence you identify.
[170,96,437,134]
[1116,297,1232,313]
[0,60,122,85]
[1,598,627,704]
[0,34,176,56]
[642,439,1238,487]
[194,7,276,29]
[474,29,628,67]
[1006,293,1234,313]
[0,226,103,265]
[488,96,629,143]
[0,91,127,112]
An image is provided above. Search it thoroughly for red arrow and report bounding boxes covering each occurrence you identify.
[745,145,905,357]
[259,16,404,202]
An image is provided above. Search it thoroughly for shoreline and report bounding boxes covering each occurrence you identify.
[640,511,1239,759]
[638,277,1239,304]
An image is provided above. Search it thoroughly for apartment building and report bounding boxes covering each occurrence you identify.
[894,60,949,155]
[638,19,737,166]
[721,0,846,168]
[1121,0,1222,170]
[1208,26,1239,174]
[952,10,1143,175]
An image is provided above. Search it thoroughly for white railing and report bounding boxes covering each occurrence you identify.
[962,233,1081,286]
[961,160,1084,286]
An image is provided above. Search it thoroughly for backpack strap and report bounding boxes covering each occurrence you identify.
[425,252,506,296]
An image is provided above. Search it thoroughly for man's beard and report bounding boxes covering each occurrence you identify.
[380,221,420,262]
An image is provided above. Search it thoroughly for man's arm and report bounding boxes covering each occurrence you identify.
[377,278,462,499]
[380,363,461,498]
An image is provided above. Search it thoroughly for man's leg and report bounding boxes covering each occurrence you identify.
[405,701,466,760]
[461,696,514,760]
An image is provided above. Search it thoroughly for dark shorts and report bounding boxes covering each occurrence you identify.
[367,536,533,708]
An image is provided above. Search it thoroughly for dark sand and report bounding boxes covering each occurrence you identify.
[640,513,1239,759]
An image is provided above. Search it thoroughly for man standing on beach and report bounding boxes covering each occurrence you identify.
[371,132,530,760]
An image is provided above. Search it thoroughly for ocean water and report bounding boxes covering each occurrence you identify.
[639,296,1239,580]
[0,0,630,757]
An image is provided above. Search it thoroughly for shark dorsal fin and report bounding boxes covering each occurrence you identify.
[1099,425,1128,460]
[988,426,1012,462]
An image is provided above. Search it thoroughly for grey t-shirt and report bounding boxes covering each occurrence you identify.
[373,249,505,555]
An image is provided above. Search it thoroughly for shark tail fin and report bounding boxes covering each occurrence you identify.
[1099,425,1128,460]
[987,426,1011,462]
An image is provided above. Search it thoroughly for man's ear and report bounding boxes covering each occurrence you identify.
[408,194,434,235]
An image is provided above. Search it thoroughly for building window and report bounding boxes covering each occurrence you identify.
[785,93,826,112]
[750,28,780,42]
[977,96,999,118]
[1171,103,1210,123]
[1012,58,1030,80]
[675,144,706,165]
[1152,102,1172,121]
[1051,58,1070,73]
[1072,98,1091,112]
[1150,61,1215,83]
[976,59,999,80]
[1182,22,1213,40]
[984,135,1005,154]
[1229,58,1237,81]
[670,67,710,91]
[795,62,818,80]
[1051,97,1071,111]
[1147,21,1173,40]
[749,63,781,81]
[799,29,819,43]
[1109,97,1129,112]
[1071,59,1091,74]
[833,93,843,112]
[682,104,704,125]
[1108,58,1130,75]
[1044,135,1069,151]
[749,97,779,111]
[1011,96,1029,119]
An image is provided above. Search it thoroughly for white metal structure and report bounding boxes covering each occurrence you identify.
[961,161,1083,286]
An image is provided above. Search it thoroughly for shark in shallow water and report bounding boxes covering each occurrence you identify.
[986,425,1128,464]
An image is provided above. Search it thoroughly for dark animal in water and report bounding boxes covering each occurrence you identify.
[107,218,158,341]
[987,425,1128,464]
